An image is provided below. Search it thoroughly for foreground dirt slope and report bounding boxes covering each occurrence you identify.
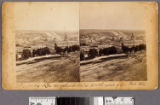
[80,51,146,81]
[16,52,80,82]
[16,51,146,82]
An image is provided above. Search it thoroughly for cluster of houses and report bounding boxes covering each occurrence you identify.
[16,45,51,60]
[80,35,146,61]
[16,41,79,61]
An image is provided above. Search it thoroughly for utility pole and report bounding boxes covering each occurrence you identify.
[64,33,68,47]
[131,33,134,46]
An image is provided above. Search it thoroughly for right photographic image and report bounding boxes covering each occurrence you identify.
[79,3,147,82]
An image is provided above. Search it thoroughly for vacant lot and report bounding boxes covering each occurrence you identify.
[16,52,80,82]
[80,51,147,81]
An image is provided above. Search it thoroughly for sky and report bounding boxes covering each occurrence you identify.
[9,2,148,31]
[80,2,146,30]
[11,2,79,31]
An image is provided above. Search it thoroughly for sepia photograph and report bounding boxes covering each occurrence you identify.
[79,3,147,81]
[2,2,158,90]
[14,3,80,83]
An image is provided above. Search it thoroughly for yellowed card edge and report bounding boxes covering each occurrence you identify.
[1,2,158,90]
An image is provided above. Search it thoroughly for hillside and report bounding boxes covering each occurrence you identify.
[80,29,145,47]
[16,30,79,50]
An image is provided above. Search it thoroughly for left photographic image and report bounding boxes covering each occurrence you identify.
[2,2,80,85]
[14,3,80,82]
